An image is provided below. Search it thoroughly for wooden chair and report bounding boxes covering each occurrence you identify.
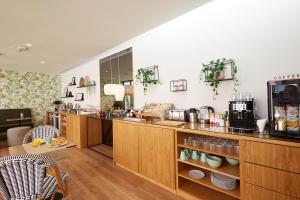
[0,154,69,200]
[23,125,60,144]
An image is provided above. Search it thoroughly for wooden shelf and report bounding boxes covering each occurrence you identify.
[178,180,239,200]
[61,96,74,98]
[77,84,96,88]
[178,143,239,160]
[178,167,240,199]
[178,158,239,179]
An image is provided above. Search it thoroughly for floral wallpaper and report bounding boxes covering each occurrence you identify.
[0,69,61,125]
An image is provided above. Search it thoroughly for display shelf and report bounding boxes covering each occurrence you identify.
[77,84,96,88]
[177,179,238,200]
[178,167,240,199]
[178,158,239,179]
[61,96,74,98]
[178,143,239,160]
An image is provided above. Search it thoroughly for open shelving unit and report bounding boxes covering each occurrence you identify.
[176,131,240,200]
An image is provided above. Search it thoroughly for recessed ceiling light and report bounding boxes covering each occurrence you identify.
[105,70,108,73]
[41,61,46,64]
[25,43,32,47]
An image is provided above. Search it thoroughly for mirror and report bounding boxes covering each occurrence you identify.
[100,48,133,111]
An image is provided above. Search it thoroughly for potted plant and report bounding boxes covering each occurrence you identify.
[52,100,63,111]
[136,65,160,95]
[200,58,239,99]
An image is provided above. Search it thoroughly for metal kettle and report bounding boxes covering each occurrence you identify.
[189,108,198,123]
[199,106,214,124]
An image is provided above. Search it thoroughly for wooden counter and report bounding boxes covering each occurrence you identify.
[113,119,300,200]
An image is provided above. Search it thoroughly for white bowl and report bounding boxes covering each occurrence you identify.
[225,157,240,166]
[207,155,222,168]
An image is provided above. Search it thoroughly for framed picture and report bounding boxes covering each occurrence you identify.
[170,79,187,92]
[75,93,84,101]
[63,87,68,97]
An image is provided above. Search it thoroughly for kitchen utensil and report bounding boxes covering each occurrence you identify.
[207,155,222,168]
[225,157,240,166]
[199,106,214,124]
[168,110,188,121]
[189,108,198,123]
[188,170,205,179]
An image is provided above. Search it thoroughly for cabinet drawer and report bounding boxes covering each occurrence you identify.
[240,140,300,173]
[244,163,300,198]
[244,183,298,200]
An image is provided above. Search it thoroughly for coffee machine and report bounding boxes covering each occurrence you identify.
[228,99,255,133]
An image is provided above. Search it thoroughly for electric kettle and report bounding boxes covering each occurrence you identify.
[199,106,214,124]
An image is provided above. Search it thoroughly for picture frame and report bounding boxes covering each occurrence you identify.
[75,93,84,101]
[170,79,187,92]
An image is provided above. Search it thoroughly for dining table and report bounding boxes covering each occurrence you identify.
[8,137,76,161]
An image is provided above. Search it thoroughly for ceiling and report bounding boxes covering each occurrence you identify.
[0,0,209,74]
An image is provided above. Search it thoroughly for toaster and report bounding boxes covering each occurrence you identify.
[168,110,188,122]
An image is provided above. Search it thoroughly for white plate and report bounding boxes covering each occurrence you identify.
[188,170,205,179]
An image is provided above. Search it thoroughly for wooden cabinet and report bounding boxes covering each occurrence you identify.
[240,140,300,173]
[113,121,140,172]
[87,117,101,147]
[139,126,175,189]
[243,163,300,198]
[113,121,176,190]
[241,140,300,200]
[66,114,89,148]
[45,111,66,136]
[244,183,298,200]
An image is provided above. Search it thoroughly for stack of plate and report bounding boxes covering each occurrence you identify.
[211,172,237,190]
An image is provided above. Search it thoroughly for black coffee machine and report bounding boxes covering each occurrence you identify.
[228,99,255,133]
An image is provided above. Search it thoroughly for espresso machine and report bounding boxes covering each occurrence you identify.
[228,98,255,133]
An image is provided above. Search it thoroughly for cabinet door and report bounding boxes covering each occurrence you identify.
[113,122,140,172]
[138,126,175,189]
[240,140,300,173]
[87,117,101,147]
[66,114,74,141]
[244,183,298,200]
[243,162,300,198]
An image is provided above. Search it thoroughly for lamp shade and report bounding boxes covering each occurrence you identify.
[104,83,125,101]
[113,84,125,101]
[104,84,115,95]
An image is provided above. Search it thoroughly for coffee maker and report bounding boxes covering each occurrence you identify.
[228,99,255,133]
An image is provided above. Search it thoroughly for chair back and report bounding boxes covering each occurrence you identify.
[0,154,55,200]
[23,125,60,144]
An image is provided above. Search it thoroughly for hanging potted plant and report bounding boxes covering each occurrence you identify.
[200,58,239,99]
[136,65,160,95]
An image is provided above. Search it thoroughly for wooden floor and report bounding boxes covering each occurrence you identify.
[89,144,113,158]
[0,141,183,200]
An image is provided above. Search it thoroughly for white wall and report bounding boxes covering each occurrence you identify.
[61,0,300,117]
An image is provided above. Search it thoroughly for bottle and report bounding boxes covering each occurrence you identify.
[219,113,225,127]
[225,111,230,127]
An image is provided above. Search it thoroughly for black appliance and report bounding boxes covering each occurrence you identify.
[268,79,300,139]
[228,99,255,133]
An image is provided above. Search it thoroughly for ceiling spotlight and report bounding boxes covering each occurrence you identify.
[41,61,46,64]
[25,43,32,47]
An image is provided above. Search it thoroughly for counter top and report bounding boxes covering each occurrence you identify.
[113,118,300,147]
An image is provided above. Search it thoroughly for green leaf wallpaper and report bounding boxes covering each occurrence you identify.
[0,69,61,125]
